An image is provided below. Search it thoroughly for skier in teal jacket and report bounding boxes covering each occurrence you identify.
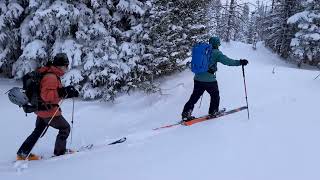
[182,36,248,121]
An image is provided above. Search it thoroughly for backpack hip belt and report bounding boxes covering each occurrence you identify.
[38,103,60,111]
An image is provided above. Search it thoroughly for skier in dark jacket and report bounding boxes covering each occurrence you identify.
[181,36,248,120]
[16,53,79,160]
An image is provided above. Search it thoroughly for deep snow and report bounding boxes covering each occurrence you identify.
[1,41,320,180]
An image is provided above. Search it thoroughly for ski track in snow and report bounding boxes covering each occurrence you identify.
[1,41,320,180]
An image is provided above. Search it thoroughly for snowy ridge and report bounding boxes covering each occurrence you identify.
[1,41,320,180]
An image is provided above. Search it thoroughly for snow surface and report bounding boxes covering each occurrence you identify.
[1,41,320,180]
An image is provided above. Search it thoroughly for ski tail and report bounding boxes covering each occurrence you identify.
[108,137,127,145]
[183,106,248,126]
[153,123,181,130]
[78,137,127,151]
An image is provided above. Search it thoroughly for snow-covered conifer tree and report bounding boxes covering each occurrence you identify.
[235,3,250,43]
[215,0,251,42]
[264,0,302,58]
[287,0,320,67]
[0,0,25,77]
[146,0,211,76]
[208,0,223,37]
[1,0,221,101]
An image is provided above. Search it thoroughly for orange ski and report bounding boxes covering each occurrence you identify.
[153,106,247,130]
[182,106,248,126]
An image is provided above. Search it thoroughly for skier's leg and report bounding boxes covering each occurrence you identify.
[206,81,220,114]
[17,117,47,156]
[182,80,205,116]
[46,116,70,156]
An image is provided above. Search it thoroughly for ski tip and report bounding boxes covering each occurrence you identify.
[242,106,248,109]
[108,137,127,145]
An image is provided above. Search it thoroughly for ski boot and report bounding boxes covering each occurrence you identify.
[58,149,76,156]
[181,111,195,122]
[53,149,76,157]
[209,108,226,117]
[64,149,76,154]
[16,153,41,161]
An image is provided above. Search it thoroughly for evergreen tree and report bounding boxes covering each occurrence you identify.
[11,0,153,100]
[213,0,251,42]
[1,0,212,101]
[247,11,256,44]
[287,0,320,67]
[208,0,222,37]
[247,1,268,48]
[235,3,250,43]
[264,0,302,58]
[0,0,25,77]
[255,1,268,41]
[145,0,211,76]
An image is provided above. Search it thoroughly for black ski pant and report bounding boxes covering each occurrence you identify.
[182,80,220,115]
[17,115,70,156]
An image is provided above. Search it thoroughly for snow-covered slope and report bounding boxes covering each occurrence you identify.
[1,42,320,180]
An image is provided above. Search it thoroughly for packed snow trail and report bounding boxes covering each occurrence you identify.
[1,42,320,180]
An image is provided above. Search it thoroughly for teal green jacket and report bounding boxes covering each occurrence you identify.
[194,49,241,82]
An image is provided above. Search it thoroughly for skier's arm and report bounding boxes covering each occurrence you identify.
[217,51,241,66]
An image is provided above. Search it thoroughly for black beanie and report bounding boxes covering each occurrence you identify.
[53,53,69,66]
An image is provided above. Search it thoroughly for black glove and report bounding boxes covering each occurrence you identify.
[58,86,79,98]
[240,59,248,66]
[22,104,37,113]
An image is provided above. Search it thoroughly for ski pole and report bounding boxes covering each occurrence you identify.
[24,98,65,161]
[70,97,75,144]
[242,65,250,119]
[314,73,320,80]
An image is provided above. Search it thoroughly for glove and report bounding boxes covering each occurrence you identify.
[240,59,248,66]
[58,86,79,98]
[22,104,37,113]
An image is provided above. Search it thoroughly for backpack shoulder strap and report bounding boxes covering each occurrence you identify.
[207,48,217,74]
